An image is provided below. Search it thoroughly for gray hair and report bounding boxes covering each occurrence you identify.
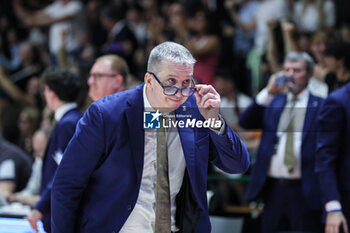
[284,52,314,74]
[147,42,196,74]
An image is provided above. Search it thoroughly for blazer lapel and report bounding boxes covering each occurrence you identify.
[176,100,196,183]
[302,94,319,142]
[269,95,286,133]
[126,84,145,182]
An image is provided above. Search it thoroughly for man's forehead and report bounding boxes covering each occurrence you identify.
[163,73,193,78]
[284,60,306,68]
[159,62,193,76]
[94,59,112,70]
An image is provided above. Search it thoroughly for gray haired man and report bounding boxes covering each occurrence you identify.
[239,52,325,233]
[51,41,249,233]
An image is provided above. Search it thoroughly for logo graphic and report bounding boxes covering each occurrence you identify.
[143,110,161,129]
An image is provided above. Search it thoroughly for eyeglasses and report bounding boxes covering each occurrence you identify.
[147,71,196,97]
[89,73,117,81]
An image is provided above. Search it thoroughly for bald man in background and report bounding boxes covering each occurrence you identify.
[88,55,128,101]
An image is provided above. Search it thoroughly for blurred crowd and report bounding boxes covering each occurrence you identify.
[0,0,350,232]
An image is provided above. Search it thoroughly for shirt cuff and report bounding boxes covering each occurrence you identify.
[210,114,226,135]
[255,88,274,106]
[325,200,342,212]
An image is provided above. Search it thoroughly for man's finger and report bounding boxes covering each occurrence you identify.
[196,84,217,95]
[199,93,216,107]
[342,219,349,233]
[25,217,39,232]
[203,99,218,110]
[194,90,202,105]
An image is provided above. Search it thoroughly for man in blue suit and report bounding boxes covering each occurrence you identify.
[239,52,324,233]
[316,81,350,233]
[51,41,249,233]
[26,68,82,232]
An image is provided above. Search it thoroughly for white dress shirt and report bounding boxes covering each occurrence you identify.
[256,88,309,179]
[120,85,225,232]
[54,102,78,122]
[120,86,186,232]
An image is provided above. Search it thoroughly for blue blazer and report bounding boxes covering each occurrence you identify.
[316,82,350,204]
[51,84,250,233]
[35,108,82,232]
[239,92,324,209]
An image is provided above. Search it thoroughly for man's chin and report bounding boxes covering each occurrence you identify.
[88,91,98,101]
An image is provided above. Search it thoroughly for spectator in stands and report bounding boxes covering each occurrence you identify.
[339,23,350,43]
[25,67,82,233]
[324,40,350,93]
[11,42,45,92]
[85,0,107,54]
[0,132,31,199]
[88,55,128,101]
[0,28,21,72]
[100,5,138,75]
[17,106,41,156]
[126,6,148,49]
[186,9,220,85]
[293,0,336,32]
[316,81,350,233]
[224,0,260,94]
[240,52,324,233]
[247,0,289,95]
[8,129,49,207]
[13,0,85,64]
[166,3,189,45]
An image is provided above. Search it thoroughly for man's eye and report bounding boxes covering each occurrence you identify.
[183,80,190,86]
[165,78,176,85]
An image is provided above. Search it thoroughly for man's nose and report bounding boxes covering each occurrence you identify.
[175,89,183,98]
[286,70,295,77]
[87,76,95,85]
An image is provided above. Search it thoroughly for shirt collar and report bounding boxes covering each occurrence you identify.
[287,88,309,103]
[54,103,78,122]
[143,85,154,111]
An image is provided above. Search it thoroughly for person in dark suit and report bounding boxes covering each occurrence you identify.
[25,68,82,233]
[239,52,324,233]
[316,81,350,233]
[51,41,250,233]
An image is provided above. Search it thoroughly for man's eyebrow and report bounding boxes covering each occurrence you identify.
[165,74,194,78]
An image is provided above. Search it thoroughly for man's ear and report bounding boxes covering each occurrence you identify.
[50,89,58,101]
[144,73,153,88]
[115,74,123,86]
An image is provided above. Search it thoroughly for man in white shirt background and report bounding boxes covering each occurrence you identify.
[239,52,324,233]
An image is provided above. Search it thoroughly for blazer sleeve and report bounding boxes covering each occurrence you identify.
[209,120,250,174]
[51,103,106,233]
[315,96,344,203]
[35,120,78,215]
[35,180,52,215]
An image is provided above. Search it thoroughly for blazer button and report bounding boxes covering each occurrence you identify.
[112,231,116,233]
[127,205,132,210]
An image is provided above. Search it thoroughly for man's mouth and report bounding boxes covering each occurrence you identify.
[169,98,183,103]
